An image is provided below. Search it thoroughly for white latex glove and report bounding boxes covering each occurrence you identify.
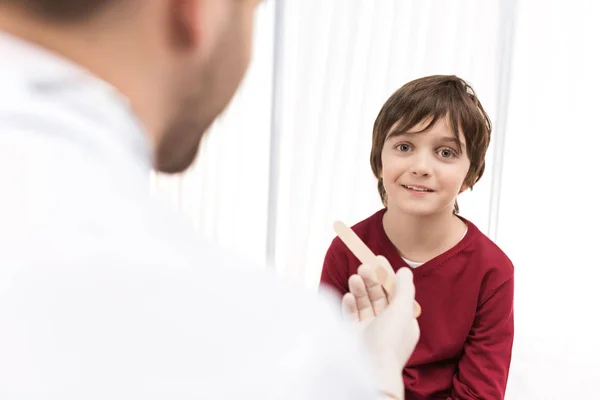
[342,256,420,400]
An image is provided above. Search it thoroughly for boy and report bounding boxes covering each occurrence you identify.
[321,75,514,399]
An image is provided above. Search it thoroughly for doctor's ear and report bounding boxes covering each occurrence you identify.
[169,0,203,49]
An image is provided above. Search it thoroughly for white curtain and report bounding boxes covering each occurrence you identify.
[500,0,600,398]
[154,0,510,281]
[273,0,510,288]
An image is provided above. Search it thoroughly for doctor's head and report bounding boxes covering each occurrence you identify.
[0,0,263,173]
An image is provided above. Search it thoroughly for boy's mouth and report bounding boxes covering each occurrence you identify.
[402,184,434,193]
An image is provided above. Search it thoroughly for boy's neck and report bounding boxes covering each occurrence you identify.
[382,206,466,263]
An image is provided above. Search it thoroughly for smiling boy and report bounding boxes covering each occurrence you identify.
[321,75,514,399]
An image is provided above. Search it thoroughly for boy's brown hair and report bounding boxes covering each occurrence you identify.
[370,75,492,213]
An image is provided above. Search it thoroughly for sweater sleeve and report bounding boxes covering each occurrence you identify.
[319,240,350,297]
[449,276,514,399]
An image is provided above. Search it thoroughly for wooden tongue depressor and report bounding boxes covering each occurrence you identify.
[333,221,421,318]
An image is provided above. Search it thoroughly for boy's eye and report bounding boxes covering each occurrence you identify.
[397,144,411,152]
[439,148,455,158]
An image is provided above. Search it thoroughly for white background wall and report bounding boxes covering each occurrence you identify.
[155,0,600,398]
[499,0,600,398]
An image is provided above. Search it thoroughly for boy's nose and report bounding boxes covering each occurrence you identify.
[409,153,432,177]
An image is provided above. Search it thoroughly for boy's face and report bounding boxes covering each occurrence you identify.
[380,117,470,217]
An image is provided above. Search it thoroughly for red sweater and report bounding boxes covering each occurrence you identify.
[321,209,514,400]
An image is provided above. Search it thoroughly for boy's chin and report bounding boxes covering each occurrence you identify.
[389,201,444,217]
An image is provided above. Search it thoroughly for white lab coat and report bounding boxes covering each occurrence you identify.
[0,32,377,399]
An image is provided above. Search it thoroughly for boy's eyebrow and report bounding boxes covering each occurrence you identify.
[439,136,466,149]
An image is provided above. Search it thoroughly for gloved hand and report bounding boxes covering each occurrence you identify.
[342,256,420,400]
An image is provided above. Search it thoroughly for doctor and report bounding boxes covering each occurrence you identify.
[0,0,419,399]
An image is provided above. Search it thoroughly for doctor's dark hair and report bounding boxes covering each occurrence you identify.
[0,0,118,22]
[369,75,492,214]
